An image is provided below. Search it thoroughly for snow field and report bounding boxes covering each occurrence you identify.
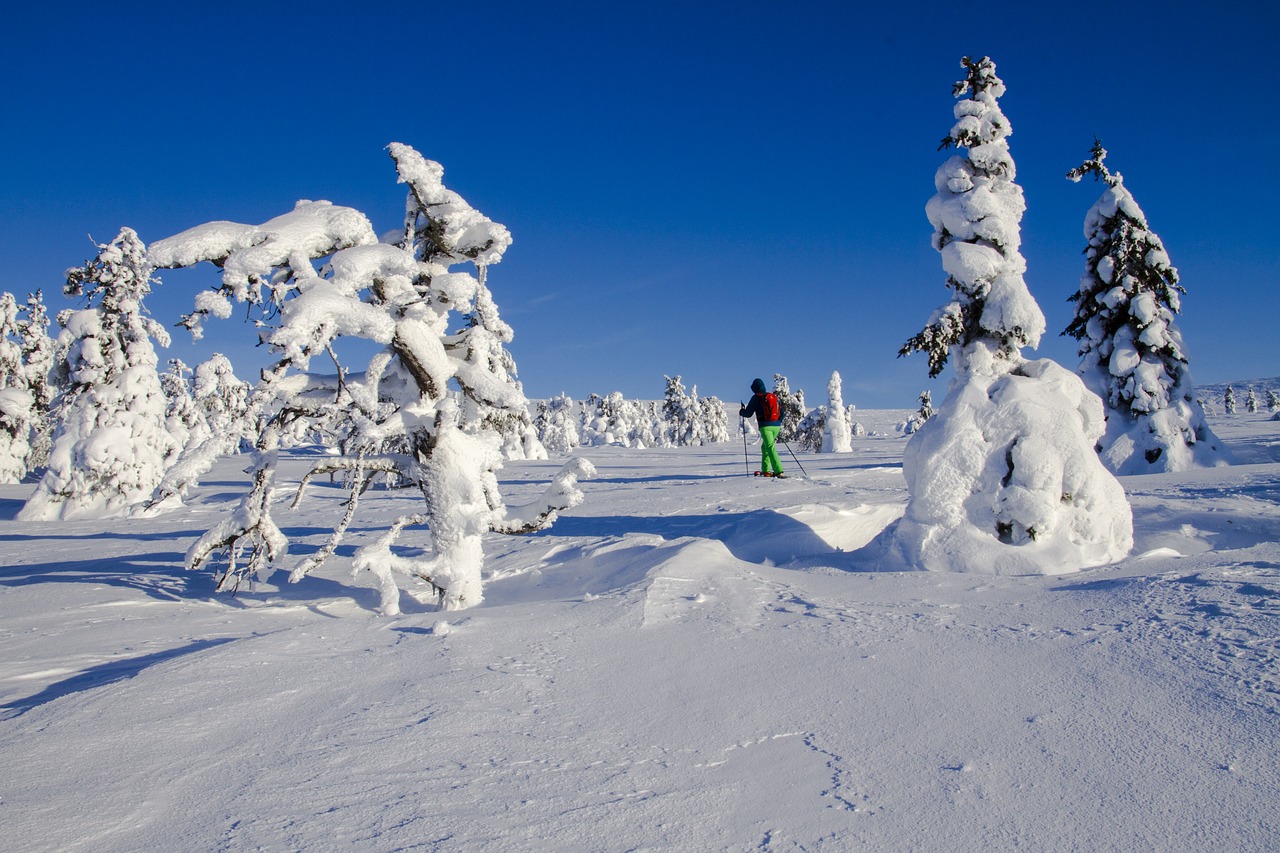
[0,411,1277,850]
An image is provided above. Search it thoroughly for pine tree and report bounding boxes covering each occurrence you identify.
[19,229,179,520]
[17,291,56,470]
[773,374,805,443]
[900,56,1045,378]
[1064,140,1230,472]
[1224,386,1237,414]
[1245,387,1259,414]
[0,292,32,482]
[1267,389,1280,413]
[889,57,1131,576]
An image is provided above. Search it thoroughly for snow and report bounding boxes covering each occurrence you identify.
[1,409,1277,850]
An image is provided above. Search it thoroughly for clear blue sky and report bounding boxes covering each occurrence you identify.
[3,0,1276,408]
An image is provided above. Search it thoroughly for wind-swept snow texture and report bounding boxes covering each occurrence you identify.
[1,410,1277,851]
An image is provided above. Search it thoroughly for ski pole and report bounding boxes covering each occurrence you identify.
[740,413,751,476]
[782,440,809,478]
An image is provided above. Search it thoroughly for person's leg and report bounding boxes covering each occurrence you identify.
[760,426,783,475]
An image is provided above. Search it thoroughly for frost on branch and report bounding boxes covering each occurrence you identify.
[888,58,1131,576]
[165,144,590,611]
[1065,140,1231,474]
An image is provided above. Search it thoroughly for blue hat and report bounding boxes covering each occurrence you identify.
[751,378,766,394]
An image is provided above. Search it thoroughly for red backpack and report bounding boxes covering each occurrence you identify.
[760,392,780,422]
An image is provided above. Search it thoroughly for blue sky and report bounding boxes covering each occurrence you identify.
[3,0,1276,408]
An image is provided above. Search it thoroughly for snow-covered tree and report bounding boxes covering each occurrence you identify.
[1266,389,1280,413]
[536,393,581,454]
[698,394,730,444]
[1223,386,1237,415]
[17,291,56,471]
[1245,387,1259,414]
[822,371,852,453]
[1065,140,1231,473]
[19,229,179,520]
[150,144,592,611]
[796,406,826,453]
[902,389,934,436]
[160,358,210,452]
[0,292,32,482]
[773,374,805,443]
[663,375,699,446]
[889,57,1132,576]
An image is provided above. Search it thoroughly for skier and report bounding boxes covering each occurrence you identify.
[739,378,784,477]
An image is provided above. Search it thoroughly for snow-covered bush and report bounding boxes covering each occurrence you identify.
[1065,140,1231,473]
[822,371,852,453]
[19,229,179,520]
[796,406,825,453]
[152,144,591,612]
[890,57,1131,576]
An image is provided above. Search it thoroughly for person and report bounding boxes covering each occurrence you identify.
[739,378,784,477]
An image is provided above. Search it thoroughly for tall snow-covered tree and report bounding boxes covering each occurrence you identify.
[1245,388,1259,414]
[888,57,1132,576]
[19,228,179,520]
[900,57,1045,379]
[1223,386,1237,415]
[1267,389,1280,413]
[822,371,852,453]
[1065,140,1231,473]
[0,292,32,482]
[150,144,591,611]
[17,291,56,470]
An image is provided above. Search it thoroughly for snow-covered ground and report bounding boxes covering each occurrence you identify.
[1,409,1277,851]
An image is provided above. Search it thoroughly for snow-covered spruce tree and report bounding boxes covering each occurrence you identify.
[822,371,852,453]
[662,375,699,446]
[901,389,935,436]
[160,358,211,452]
[1267,389,1280,413]
[535,393,581,454]
[1065,140,1231,473]
[772,374,805,443]
[19,229,179,520]
[889,57,1131,575]
[796,406,825,453]
[151,144,592,612]
[1245,388,1259,414]
[17,291,56,471]
[0,292,32,482]
[1223,386,1237,414]
[143,353,255,512]
[698,394,730,444]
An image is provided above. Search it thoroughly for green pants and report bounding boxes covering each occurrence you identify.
[759,425,783,474]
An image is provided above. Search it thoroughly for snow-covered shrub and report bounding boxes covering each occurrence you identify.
[153,144,591,611]
[1065,140,1231,473]
[19,229,179,520]
[890,57,1131,576]
[822,371,852,453]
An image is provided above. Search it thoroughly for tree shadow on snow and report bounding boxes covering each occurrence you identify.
[0,637,239,720]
